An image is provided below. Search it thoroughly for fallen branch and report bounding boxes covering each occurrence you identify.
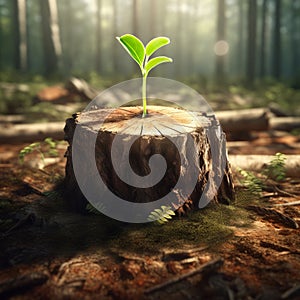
[272,185,300,199]
[215,108,270,132]
[270,117,300,131]
[245,205,299,229]
[144,258,223,295]
[0,122,64,143]
[229,155,300,178]
[0,115,25,124]
[273,200,300,207]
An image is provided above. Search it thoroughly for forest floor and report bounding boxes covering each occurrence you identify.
[0,132,300,300]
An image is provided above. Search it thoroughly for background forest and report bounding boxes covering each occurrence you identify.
[0,0,300,116]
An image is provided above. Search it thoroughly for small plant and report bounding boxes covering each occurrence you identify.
[86,203,105,215]
[19,137,59,165]
[116,34,173,117]
[263,152,286,182]
[238,169,263,196]
[238,152,287,197]
[147,205,176,224]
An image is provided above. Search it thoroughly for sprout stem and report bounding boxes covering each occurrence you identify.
[142,74,147,118]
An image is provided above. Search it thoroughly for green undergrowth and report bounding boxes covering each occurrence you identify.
[38,181,256,254]
[107,195,253,254]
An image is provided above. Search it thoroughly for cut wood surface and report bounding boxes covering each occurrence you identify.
[64,105,235,213]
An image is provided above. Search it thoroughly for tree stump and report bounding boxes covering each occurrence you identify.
[64,106,235,218]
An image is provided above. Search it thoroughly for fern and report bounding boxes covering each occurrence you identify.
[147,205,176,224]
[19,138,59,165]
[19,142,43,164]
[263,152,286,182]
[238,169,263,196]
[86,203,105,215]
[44,137,59,157]
[238,152,287,197]
[43,189,63,201]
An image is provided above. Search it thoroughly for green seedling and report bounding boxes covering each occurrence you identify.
[116,34,173,117]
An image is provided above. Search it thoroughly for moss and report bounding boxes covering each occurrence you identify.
[108,200,253,254]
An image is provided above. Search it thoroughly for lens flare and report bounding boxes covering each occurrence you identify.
[214,40,229,56]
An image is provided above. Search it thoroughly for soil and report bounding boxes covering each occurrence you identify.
[0,130,299,300]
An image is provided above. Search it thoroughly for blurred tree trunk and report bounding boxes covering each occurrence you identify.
[272,0,281,79]
[11,0,20,70]
[112,0,119,73]
[188,0,198,76]
[95,0,102,73]
[12,0,27,71]
[175,0,182,76]
[132,0,138,36]
[246,0,257,86]
[39,0,62,75]
[237,1,245,77]
[64,0,73,72]
[259,0,267,78]
[0,3,2,69]
[291,1,299,80]
[150,0,156,38]
[159,0,167,34]
[215,0,226,85]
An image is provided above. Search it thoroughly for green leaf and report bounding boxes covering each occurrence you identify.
[146,37,170,57]
[166,210,176,216]
[116,34,145,67]
[145,56,173,76]
[163,214,173,219]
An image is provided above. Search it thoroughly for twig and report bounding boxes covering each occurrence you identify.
[162,246,208,262]
[144,258,223,295]
[272,185,300,199]
[260,241,300,255]
[246,205,299,229]
[281,285,300,299]
[272,200,300,207]
[1,213,36,238]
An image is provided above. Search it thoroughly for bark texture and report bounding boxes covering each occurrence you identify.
[64,106,235,213]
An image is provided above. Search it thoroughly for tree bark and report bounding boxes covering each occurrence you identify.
[272,0,281,79]
[11,0,27,71]
[64,106,235,213]
[246,0,257,86]
[63,0,73,73]
[39,0,62,75]
[11,0,21,70]
[259,0,267,78]
[290,1,299,80]
[237,1,245,77]
[0,3,2,69]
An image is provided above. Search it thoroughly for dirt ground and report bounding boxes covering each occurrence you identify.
[0,131,300,300]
